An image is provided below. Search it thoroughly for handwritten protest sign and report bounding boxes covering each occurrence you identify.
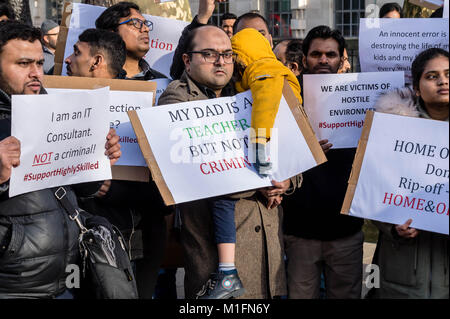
[43,75,156,182]
[359,18,449,83]
[129,84,326,205]
[10,88,112,197]
[342,112,449,235]
[56,3,188,79]
[46,89,153,167]
[303,72,405,148]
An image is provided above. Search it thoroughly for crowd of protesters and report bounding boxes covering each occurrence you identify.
[0,0,448,300]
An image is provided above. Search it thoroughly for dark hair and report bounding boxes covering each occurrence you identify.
[412,48,449,91]
[0,3,15,20]
[78,28,126,77]
[302,25,345,57]
[0,20,41,54]
[95,1,140,32]
[379,2,403,18]
[221,13,237,24]
[430,7,443,18]
[286,39,303,66]
[233,12,269,35]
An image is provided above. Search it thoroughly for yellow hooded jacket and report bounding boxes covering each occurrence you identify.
[232,28,303,145]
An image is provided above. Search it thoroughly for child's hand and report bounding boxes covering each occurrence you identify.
[254,143,272,176]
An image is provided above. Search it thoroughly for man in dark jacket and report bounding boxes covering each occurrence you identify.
[95,3,172,298]
[282,26,364,299]
[65,26,171,299]
[0,21,121,298]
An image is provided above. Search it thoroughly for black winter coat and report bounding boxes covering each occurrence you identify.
[0,89,81,298]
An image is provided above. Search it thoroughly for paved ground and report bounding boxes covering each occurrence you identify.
[173,242,378,299]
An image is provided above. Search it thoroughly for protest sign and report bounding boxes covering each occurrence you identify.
[10,88,112,197]
[303,72,405,149]
[341,111,449,235]
[43,75,156,182]
[444,0,449,18]
[154,78,171,104]
[359,18,449,83]
[54,2,188,78]
[129,83,326,205]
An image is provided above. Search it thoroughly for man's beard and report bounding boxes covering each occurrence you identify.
[0,71,42,95]
[49,39,58,50]
[305,62,340,75]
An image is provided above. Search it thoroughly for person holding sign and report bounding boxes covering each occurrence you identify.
[370,48,449,299]
[0,21,121,299]
[282,26,365,299]
[95,2,166,80]
[159,24,297,299]
[64,27,172,299]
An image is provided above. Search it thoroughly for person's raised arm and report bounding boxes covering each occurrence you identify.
[198,0,227,24]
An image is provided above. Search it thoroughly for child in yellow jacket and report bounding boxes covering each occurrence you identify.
[232,28,303,175]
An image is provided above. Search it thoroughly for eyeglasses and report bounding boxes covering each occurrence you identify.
[119,18,153,31]
[188,50,236,64]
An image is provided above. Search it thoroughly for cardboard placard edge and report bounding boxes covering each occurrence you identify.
[128,110,176,206]
[282,80,327,166]
[43,75,157,182]
[53,1,73,75]
[340,111,375,215]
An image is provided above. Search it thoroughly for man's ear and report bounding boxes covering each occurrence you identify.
[302,55,308,70]
[339,56,344,69]
[289,62,299,73]
[90,54,103,72]
[182,53,191,73]
[42,35,50,46]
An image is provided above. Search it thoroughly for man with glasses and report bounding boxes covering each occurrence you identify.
[95,1,165,80]
[41,19,59,74]
[158,24,294,299]
[94,2,169,299]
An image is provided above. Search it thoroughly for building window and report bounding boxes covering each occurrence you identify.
[211,1,230,26]
[335,0,365,38]
[46,0,64,23]
[266,0,291,38]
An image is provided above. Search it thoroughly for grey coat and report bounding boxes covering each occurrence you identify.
[372,87,449,299]
[158,72,302,298]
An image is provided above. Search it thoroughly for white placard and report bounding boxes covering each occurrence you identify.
[136,91,319,204]
[63,3,188,78]
[154,78,171,104]
[359,18,449,83]
[303,72,405,149]
[10,88,112,197]
[46,88,153,167]
[349,112,449,235]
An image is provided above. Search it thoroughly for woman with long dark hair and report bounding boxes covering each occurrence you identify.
[371,48,449,298]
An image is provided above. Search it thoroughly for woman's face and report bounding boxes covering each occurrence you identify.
[417,55,449,107]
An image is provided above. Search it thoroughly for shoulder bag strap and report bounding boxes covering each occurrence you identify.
[53,186,88,234]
